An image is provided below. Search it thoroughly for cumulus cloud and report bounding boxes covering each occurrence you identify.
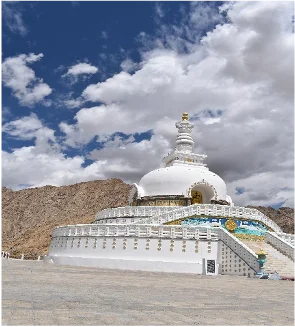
[120,58,139,73]
[2,53,52,107]
[2,114,105,190]
[62,62,98,84]
[88,131,171,184]
[57,1,293,207]
[2,148,106,190]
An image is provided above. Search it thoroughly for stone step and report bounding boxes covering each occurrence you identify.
[238,238,294,277]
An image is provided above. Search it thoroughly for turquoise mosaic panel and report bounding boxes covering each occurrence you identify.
[181,217,269,236]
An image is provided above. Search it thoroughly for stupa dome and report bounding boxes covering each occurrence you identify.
[138,165,228,203]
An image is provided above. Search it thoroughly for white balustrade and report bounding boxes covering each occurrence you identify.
[95,206,179,221]
[275,232,294,246]
[135,204,282,233]
[265,232,294,261]
[51,224,219,241]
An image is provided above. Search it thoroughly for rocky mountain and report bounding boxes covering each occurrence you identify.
[2,179,131,258]
[247,205,294,235]
[2,179,294,258]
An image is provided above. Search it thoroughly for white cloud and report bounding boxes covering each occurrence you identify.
[2,113,43,140]
[64,63,98,76]
[2,53,52,107]
[63,98,84,109]
[2,106,12,122]
[58,1,293,207]
[120,58,138,73]
[2,113,58,154]
[2,2,28,36]
[57,63,99,107]
[145,2,225,53]
[88,131,170,184]
[59,104,135,147]
[2,114,105,190]
[2,148,106,190]
[62,62,98,85]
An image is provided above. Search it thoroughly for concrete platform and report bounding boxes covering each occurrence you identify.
[2,259,294,325]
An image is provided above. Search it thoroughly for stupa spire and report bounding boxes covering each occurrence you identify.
[162,112,207,168]
[175,112,194,153]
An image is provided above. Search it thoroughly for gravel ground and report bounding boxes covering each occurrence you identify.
[2,259,294,326]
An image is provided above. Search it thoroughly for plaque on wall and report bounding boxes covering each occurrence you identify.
[207,260,215,273]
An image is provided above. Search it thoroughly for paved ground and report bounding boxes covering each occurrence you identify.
[2,259,294,326]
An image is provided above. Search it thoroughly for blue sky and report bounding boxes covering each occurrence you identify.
[3,1,218,153]
[2,1,294,208]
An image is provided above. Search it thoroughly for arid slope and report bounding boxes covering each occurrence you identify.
[2,179,131,257]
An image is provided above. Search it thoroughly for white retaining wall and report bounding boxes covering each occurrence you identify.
[49,236,219,274]
[48,225,259,276]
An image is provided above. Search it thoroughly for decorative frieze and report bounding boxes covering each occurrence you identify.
[137,196,188,207]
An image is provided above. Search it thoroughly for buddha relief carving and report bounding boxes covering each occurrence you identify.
[191,190,203,204]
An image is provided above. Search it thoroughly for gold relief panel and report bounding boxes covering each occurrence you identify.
[235,234,265,242]
[139,198,187,207]
[191,190,203,204]
[155,200,169,206]
[169,200,178,206]
[169,199,186,206]
[165,219,182,225]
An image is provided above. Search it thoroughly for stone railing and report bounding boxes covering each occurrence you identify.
[265,232,294,261]
[218,228,259,273]
[52,224,219,241]
[275,232,294,246]
[136,204,282,233]
[94,206,179,221]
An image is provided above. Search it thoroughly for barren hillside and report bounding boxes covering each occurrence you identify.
[246,205,294,235]
[2,179,294,258]
[2,179,131,257]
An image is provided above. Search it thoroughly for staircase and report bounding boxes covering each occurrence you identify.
[241,239,294,277]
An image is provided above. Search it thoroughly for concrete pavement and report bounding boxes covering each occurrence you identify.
[2,259,294,325]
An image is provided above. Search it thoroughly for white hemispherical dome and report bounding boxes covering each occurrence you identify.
[138,165,227,203]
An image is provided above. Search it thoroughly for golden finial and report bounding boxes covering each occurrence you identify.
[182,112,189,121]
[256,249,267,256]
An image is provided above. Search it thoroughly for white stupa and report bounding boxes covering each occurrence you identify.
[132,112,233,206]
[47,113,294,278]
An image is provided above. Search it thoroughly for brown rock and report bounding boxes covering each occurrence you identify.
[2,179,131,258]
[247,205,294,234]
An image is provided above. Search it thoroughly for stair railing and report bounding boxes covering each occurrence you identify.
[265,232,294,261]
[275,232,294,246]
[218,228,259,273]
